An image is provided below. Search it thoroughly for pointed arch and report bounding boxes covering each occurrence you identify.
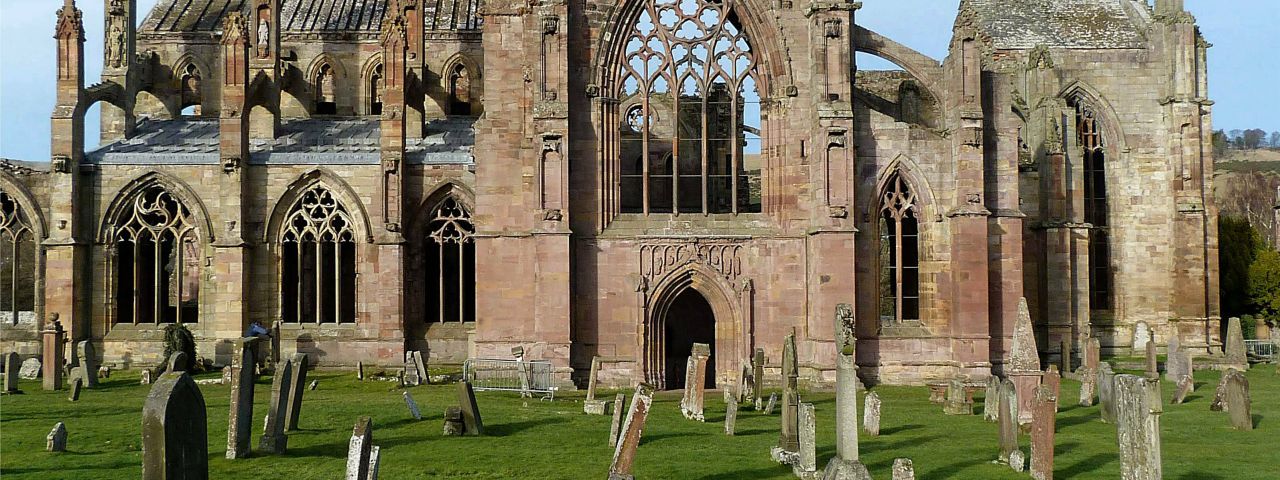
[874,164,925,325]
[871,154,937,222]
[643,261,745,389]
[0,171,48,241]
[98,171,215,244]
[442,53,481,116]
[266,169,373,244]
[307,53,346,115]
[1058,81,1128,154]
[360,53,385,116]
[1060,81,1121,312]
[0,173,44,326]
[411,181,477,325]
[173,53,212,112]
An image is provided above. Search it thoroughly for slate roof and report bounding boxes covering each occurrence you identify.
[140,0,480,33]
[960,0,1147,50]
[87,117,475,165]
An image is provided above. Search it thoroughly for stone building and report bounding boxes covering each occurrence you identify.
[0,0,1220,387]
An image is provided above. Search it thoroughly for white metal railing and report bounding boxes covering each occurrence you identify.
[1244,339,1278,361]
[463,358,557,400]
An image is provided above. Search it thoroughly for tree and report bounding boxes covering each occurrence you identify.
[1229,129,1244,149]
[1216,171,1280,246]
[1213,130,1229,157]
[1243,129,1267,150]
[1270,131,1280,149]
[1220,216,1261,318]
[1248,248,1280,319]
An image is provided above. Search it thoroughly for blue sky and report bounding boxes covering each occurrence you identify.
[0,0,1275,161]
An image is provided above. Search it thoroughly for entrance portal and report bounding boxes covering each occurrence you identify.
[664,288,716,390]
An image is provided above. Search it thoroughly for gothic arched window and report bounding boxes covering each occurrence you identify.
[448,63,472,116]
[280,185,357,324]
[179,64,202,115]
[369,63,384,116]
[0,192,36,326]
[109,185,201,324]
[315,63,337,115]
[1073,98,1112,311]
[423,197,475,323]
[617,0,762,215]
[878,173,920,324]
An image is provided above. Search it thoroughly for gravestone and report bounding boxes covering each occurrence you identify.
[76,341,98,387]
[259,358,294,454]
[1086,338,1101,373]
[4,352,21,393]
[142,371,208,480]
[792,402,819,479]
[1165,335,1187,382]
[41,320,65,391]
[772,329,799,462]
[403,351,421,386]
[47,422,67,452]
[1030,386,1057,480]
[1132,321,1152,352]
[892,458,915,480]
[367,445,381,480]
[680,343,710,422]
[443,407,465,436]
[609,393,626,448]
[765,392,778,415]
[1171,375,1193,404]
[141,369,152,385]
[19,357,40,379]
[1043,366,1061,411]
[1210,371,1230,412]
[226,337,259,459]
[345,416,373,480]
[357,361,364,381]
[738,362,752,404]
[1009,450,1026,473]
[608,383,655,480]
[309,380,318,391]
[1009,298,1042,425]
[1144,341,1158,379]
[983,376,1000,422]
[863,391,881,436]
[1115,374,1162,480]
[725,396,738,436]
[166,352,188,373]
[413,351,427,386]
[820,303,871,479]
[997,379,1019,464]
[943,377,972,415]
[458,381,484,435]
[1224,317,1248,370]
[403,391,422,420]
[1078,365,1096,407]
[68,377,82,401]
[270,321,281,367]
[221,366,233,385]
[1059,338,1072,376]
[752,347,765,409]
[584,356,607,415]
[285,353,310,431]
[1098,364,1117,424]
[1223,369,1252,431]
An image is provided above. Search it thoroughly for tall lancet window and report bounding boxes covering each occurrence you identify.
[280,186,357,324]
[618,0,763,215]
[110,186,201,324]
[0,192,36,325]
[315,63,337,115]
[369,63,384,116]
[878,173,920,324]
[423,197,475,323]
[1074,98,1112,311]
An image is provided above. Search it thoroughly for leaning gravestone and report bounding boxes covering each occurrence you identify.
[142,371,208,480]
[47,422,67,452]
[1171,375,1194,405]
[892,458,915,480]
[609,393,626,448]
[1210,371,1231,412]
[863,391,881,436]
[345,416,373,480]
[285,353,310,431]
[19,357,40,380]
[4,352,21,393]
[1144,341,1159,380]
[997,379,1019,464]
[1115,374,1162,480]
[765,392,778,415]
[1223,369,1252,431]
[226,337,259,459]
[584,356,607,415]
[68,377,82,401]
[1030,386,1057,480]
[458,381,484,435]
[680,343,711,422]
[1098,364,1117,424]
[608,383,655,480]
[259,358,293,454]
[403,391,422,420]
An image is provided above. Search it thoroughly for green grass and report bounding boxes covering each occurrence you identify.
[1,367,1276,479]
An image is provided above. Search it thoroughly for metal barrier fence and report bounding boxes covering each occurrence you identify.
[463,358,557,400]
[1244,339,1278,361]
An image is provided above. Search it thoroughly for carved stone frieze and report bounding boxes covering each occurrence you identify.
[639,241,743,287]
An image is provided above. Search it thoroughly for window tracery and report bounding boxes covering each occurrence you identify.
[280,185,357,324]
[0,192,35,326]
[878,173,920,325]
[423,197,475,323]
[1073,97,1112,311]
[109,185,201,324]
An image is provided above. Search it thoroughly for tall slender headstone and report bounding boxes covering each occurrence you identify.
[1009,298,1042,425]
[458,381,484,435]
[1224,317,1248,370]
[1115,374,1162,480]
[357,361,364,380]
[725,396,739,436]
[821,303,872,479]
[413,351,428,385]
[403,391,422,420]
[76,340,98,387]
[47,422,67,452]
[863,391,881,437]
[41,319,65,391]
[1223,369,1252,431]
[270,320,281,367]
[142,371,208,480]
[1144,341,1159,379]
[772,328,799,462]
[259,358,293,454]
[226,337,259,459]
[608,393,626,448]
[752,348,765,409]
[1043,366,1061,411]
[1165,335,1186,382]
[4,352,21,393]
[738,362,752,404]
[367,445,381,480]
[68,376,82,401]
[608,383,655,480]
[983,376,1000,421]
[285,353,310,431]
[765,392,778,415]
[1030,386,1057,480]
[584,356,607,415]
[1059,338,1072,376]
[1098,364,1117,424]
[793,403,819,479]
[997,379,1019,464]
[345,417,373,480]
[680,343,710,421]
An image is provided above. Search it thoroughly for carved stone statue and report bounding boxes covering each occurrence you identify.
[256,17,270,58]
[106,21,125,68]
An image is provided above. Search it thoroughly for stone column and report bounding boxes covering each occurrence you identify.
[42,320,66,390]
[608,383,654,480]
[214,11,251,349]
[225,337,258,459]
[1114,374,1162,480]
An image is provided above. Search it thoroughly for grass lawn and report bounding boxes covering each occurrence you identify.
[0,366,1275,479]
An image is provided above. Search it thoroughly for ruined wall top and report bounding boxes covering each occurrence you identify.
[139,0,480,35]
[957,0,1149,50]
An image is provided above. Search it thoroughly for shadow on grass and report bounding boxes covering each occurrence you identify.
[484,416,570,436]
[1176,472,1226,480]
[641,431,699,445]
[697,465,791,480]
[1252,414,1263,428]
[1058,452,1112,477]
[1056,413,1097,429]
[918,457,990,480]
[879,423,923,435]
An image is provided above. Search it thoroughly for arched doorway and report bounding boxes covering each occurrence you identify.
[663,288,716,390]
